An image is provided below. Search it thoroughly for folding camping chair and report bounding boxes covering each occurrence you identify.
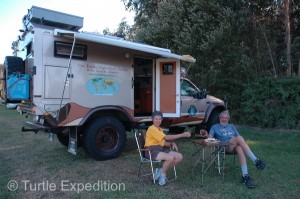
[135,129,177,183]
[215,145,236,174]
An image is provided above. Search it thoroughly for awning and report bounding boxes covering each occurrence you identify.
[53,29,196,63]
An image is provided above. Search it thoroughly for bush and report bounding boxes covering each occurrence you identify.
[239,77,300,129]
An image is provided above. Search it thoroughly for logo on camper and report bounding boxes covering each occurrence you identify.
[86,78,120,96]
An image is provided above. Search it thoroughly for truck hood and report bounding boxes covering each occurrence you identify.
[205,95,225,105]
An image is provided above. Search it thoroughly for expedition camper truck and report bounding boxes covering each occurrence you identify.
[9,6,225,160]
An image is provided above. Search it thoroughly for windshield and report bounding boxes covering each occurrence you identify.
[180,79,199,96]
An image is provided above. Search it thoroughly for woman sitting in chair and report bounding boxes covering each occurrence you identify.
[144,111,191,186]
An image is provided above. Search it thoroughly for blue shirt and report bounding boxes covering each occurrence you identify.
[209,123,240,142]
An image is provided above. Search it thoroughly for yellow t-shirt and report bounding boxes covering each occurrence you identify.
[144,125,166,147]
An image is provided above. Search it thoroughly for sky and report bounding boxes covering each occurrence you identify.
[0,0,135,63]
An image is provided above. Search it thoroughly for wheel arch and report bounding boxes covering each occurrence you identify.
[79,106,133,132]
[204,103,226,123]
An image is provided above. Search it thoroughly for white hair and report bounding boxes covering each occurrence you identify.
[219,110,230,118]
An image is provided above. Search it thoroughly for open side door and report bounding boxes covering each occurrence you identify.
[155,58,180,117]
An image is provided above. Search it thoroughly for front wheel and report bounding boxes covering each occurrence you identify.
[206,111,221,132]
[83,116,127,161]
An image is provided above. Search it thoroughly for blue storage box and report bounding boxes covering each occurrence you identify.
[7,74,30,100]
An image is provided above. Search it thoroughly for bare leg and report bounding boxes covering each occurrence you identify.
[156,151,183,176]
[229,136,251,154]
[228,136,252,166]
[168,151,183,167]
[235,145,247,165]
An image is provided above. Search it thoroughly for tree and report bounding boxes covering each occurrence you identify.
[102,18,134,41]
[113,18,133,40]
[120,0,300,127]
[292,36,300,77]
[284,0,292,76]
[122,0,256,110]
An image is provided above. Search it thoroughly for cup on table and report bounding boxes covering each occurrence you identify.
[200,129,207,136]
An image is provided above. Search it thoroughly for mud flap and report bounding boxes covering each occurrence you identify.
[68,127,78,155]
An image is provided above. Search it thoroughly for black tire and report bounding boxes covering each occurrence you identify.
[56,132,69,147]
[53,128,82,147]
[206,111,221,132]
[169,126,185,134]
[4,56,25,76]
[83,116,127,161]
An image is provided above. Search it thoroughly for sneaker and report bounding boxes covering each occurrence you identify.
[255,159,268,170]
[241,175,254,188]
[158,175,167,186]
[154,168,161,181]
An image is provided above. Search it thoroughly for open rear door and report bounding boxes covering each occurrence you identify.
[155,58,180,117]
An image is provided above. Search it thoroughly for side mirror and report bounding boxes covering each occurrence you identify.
[194,89,207,99]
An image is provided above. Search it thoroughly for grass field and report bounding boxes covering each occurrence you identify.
[0,104,299,199]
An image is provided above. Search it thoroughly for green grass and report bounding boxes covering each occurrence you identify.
[0,104,300,199]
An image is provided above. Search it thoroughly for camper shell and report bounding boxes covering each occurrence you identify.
[2,6,225,160]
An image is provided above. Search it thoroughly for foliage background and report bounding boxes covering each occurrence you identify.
[116,0,300,129]
[240,77,300,129]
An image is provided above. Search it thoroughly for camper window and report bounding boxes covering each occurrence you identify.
[54,41,87,60]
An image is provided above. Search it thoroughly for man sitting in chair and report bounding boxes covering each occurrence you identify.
[201,110,268,188]
[144,111,191,186]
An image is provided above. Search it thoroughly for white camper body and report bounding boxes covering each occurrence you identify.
[6,6,225,160]
[32,28,183,118]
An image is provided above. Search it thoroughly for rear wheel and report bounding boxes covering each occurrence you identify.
[83,116,127,160]
[56,129,69,147]
[52,128,82,147]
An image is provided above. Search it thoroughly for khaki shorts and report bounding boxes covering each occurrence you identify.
[145,145,171,160]
[225,144,236,154]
